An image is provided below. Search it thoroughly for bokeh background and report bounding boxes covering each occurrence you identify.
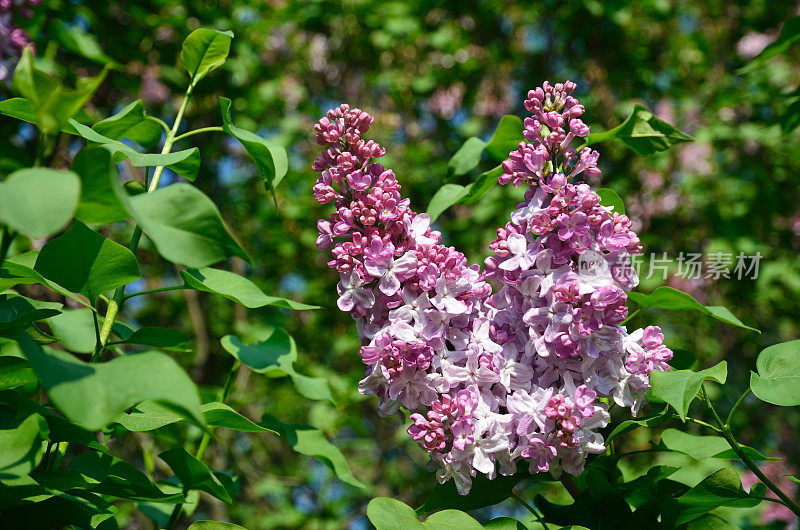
[2,1,800,528]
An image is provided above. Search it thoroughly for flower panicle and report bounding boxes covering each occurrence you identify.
[311,83,672,495]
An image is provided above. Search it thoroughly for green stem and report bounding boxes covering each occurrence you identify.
[121,284,188,300]
[147,115,171,133]
[167,359,240,529]
[149,84,193,193]
[173,126,224,142]
[726,388,751,426]
[0,226,15,269]
[701,384,800,515]
[621,308,639,325]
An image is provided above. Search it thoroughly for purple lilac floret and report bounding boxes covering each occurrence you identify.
[0,0,37,83]
[311,82,673,494]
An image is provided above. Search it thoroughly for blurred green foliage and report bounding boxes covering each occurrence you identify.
[2,0,800,528]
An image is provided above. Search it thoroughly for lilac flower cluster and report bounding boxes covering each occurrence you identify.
[311,82,673,494]
[0,0,37,83]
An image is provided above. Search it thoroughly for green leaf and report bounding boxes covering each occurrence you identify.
[779,99,800,134]
[220,97,288,191]
[129,184,250,267]
[202,402,277,434]
[448,137,486,177]
[605,404,673,443]
[596,188,626,215]
[0,357,37,390]
[368,497,484,529]
[485,115,524,160]
[368,497,424,529]
[1,251,91,307]
[52,21,116,65]
[72,146,130,224]
[12,48,108,133]
[117,327,190,350]
[0,168,81,238]
[0,489,116,529]
[159,447,236,503]
[667,468,761,526]
[114,400,184,432]
[0,401,49,479]
[427,183,469,222]
[417,469,536,515]
[68,452,184,503]
[750,339,800,406]
[460,165,504,205]
[649,361,727,421]
[0,292,62,334]
[92,99,162,148]
[188,522,247,530]
[221,331,334,403]
[19,335,204,430]
[180,267,318,309]
[482,517,530,529]
[180,28,234,86]
[627,286,758,332]
[0,97,82,134]
[660,429,777,461]
[34,221,140,301]
[70,119,200,181]
[585,104,693,156]
[427,164,504,221]
[47,308,97,353]
[260,413,365,489]
[740,17,800,72]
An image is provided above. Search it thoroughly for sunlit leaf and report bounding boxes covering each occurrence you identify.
[91,99,162,148]
[448,136,486,177]
[628,286,758,332]
[221,331,334,403]
[585,104,693,156]
[649,361,727,421]
[180,267,318,309]
[660,429,777,461]
[220,97,287,191]
[19,335,204,430]
[260,413,365,489]
[0,357,36,391]
[750,339,800,406]
[0,400,49,479]
[180,28,234,86]
[596,188,626,215]
[0,168,80,238]
[72,146,130,224]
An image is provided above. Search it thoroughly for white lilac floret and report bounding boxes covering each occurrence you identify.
[311,83,673,494]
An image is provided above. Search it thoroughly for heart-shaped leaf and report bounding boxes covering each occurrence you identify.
[72,146,130,224]
[659,428,777,461]
[260,413,365,489]
[180,267,318,309]
[369,497,483,529]
[129,184,250,268]
[666,468,761,526]
[739,17,800,73]
[585,104,693,156]
[596,188,626,215]
[649,361,727,421]
[116,327,190,349]
[0,168,80,238]
[0,292,62,335]
[91,99,162,148]
[627,286,758,332]
[417,468,538,515]
[448,137,487,177]
[68,452,183,503]
[221,331,334,403]
[220,97,287,191]
[750,339,800,406]
[158,447,236,503]
[1,252,91,307]
[484,115,525,161]
[188,522,247,530]
[180,28,234,86]
[34,221,140,302]
[19,335,204,430]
